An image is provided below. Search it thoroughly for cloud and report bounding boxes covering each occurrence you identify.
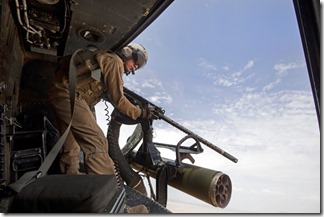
[149,92,173,104]
[263,78,281,91]
[124,77,163,91]
[263,61,306,91]
[273,62,304,76]
[140,79,164,89]
[208,89,319,170]
[123,78,173,106]
[216,77,236,87]
[198,58,217,71]
[243,60,255,71]
[198,59,255,87]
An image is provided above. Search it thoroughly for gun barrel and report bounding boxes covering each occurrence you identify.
[156,112,238,163]
[131,161,232,208]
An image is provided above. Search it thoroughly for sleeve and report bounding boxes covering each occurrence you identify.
[96,52,142,120]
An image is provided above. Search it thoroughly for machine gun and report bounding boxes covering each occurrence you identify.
[123,87,238,164]
[107,87,238,209]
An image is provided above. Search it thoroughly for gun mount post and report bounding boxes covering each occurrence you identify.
[135,119,162,166]
[131,119,171,207]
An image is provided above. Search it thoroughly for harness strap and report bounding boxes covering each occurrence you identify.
[8,49,81,193]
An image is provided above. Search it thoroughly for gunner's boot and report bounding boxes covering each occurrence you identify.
[125,205,149,213]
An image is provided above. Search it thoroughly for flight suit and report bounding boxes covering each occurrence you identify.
[48,51,142,175]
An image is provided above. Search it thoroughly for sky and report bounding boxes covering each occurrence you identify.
[95,0,320,214]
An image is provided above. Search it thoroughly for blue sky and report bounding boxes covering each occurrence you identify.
[96,0,320,213]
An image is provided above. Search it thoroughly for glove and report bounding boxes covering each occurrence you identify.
[140,105,155,119]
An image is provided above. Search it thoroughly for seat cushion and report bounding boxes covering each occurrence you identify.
[8,174,118,213]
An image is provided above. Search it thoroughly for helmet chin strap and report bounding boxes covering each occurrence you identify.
[125,70,135,76]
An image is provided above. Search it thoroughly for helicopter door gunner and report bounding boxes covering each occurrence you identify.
[48,43,154,177]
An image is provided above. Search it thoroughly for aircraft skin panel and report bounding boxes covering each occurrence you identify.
[64,0,157,55]
[3,0,173,60]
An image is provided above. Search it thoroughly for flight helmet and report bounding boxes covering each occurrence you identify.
[118,43,148,70]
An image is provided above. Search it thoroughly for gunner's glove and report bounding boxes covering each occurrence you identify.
[140,105,155,119]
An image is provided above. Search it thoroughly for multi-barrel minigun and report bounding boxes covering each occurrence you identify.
[108,87,238,209]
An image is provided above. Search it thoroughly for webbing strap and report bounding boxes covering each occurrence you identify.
[8,49,82,193]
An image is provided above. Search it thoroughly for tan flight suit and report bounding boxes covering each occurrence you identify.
[48,51,142,175]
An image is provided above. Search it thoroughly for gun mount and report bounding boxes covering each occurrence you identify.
[107,87,237,209]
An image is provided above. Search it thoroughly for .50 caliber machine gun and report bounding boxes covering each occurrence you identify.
[107,87,238,209]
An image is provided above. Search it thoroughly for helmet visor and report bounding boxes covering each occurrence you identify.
[133,50,146,69]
